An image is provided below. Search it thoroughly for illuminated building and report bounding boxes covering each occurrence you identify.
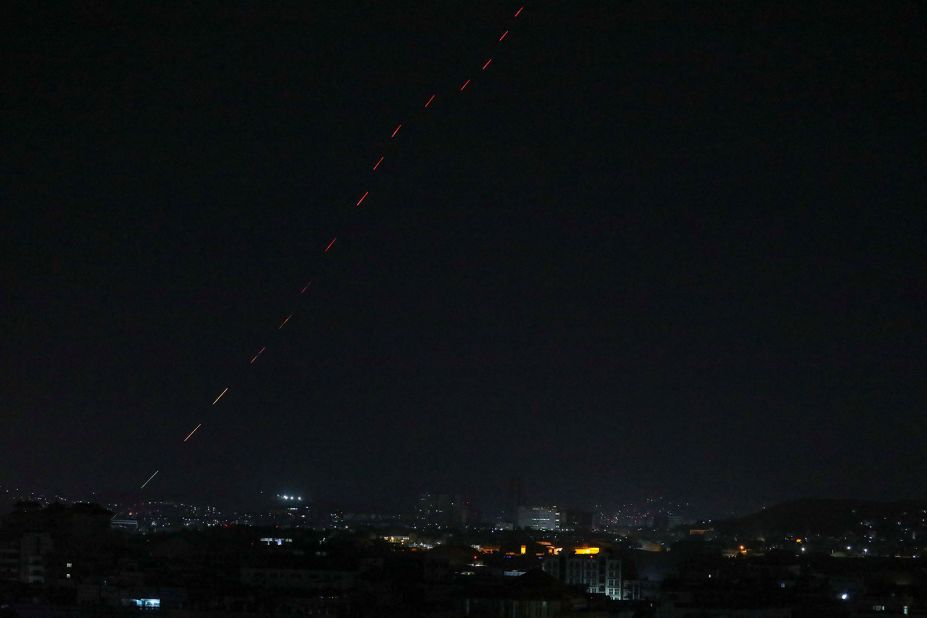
[516,506,561,531]
[262,492,313,528]
[543,549,626,600]
[110,518,139,533]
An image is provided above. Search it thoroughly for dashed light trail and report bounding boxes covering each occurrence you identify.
[138,4,530,490]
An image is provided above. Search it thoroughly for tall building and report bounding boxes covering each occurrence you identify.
[516,506,561,531]
[0,533,53,584]
[560,509,593,532]
[415,493,469,528]
[507,477,524,525]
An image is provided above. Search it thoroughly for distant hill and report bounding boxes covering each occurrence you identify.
[715,498,927,539]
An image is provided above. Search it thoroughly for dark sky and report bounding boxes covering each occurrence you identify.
[3,2,925,515]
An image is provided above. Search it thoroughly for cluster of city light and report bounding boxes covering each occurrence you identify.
[278,494,302,502]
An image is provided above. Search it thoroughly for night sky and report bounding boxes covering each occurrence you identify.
[3,2,925,514]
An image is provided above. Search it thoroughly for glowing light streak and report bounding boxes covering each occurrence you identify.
[183,423,203,442]
[134,6,533,490]
[140,470,159,489]
[250,346,266,364]
[212,387,229,405]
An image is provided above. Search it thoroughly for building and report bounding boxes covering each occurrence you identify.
[506,477,525,526]
[415,493,469,528]
[543,549,629,600]
[110,518,139,533]
[460,570,580,618]
[0,533,54,584]
[241,567,355,591]
[517,506,561,531]
[560,508,593,532]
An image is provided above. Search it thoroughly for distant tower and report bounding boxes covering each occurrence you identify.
[508,477,525,525]
[415,493,465,528]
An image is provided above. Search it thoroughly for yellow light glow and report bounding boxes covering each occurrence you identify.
[574,547,600,555]
[520,544,526,555]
